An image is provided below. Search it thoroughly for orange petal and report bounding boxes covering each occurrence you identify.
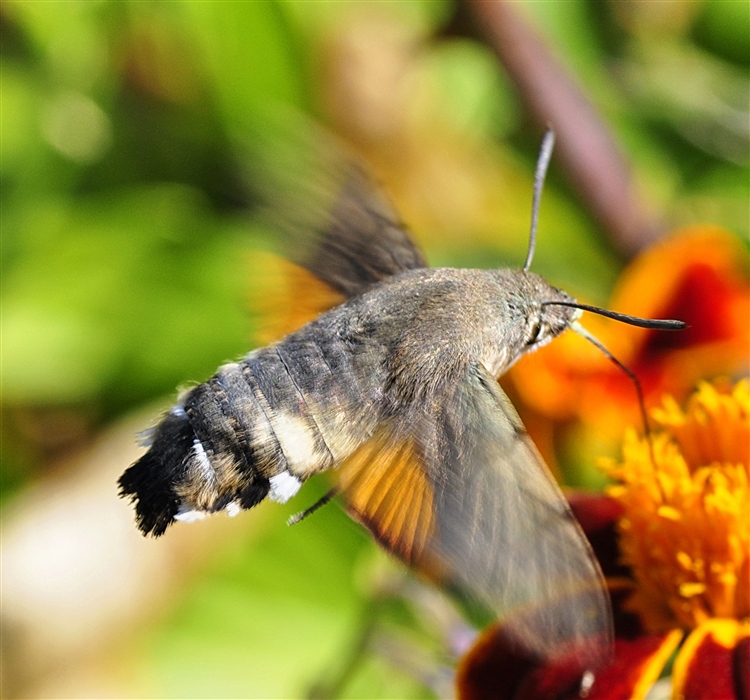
[672,619,750,700]
[615,226,750,397]
[611,226,747,331]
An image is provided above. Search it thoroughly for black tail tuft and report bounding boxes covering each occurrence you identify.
[119,410,195,537]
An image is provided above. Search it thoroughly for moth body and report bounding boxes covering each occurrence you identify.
[119,145,620,666]
[120,266,577,537]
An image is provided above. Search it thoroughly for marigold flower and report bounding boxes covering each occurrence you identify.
[458,379,750,700]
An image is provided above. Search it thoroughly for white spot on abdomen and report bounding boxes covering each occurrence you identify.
[192,438,213,481]
[273,412,320,472]
[269,471,302,503]
[174,504,208,522]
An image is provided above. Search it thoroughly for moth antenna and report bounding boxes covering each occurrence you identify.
[523,128,556,272]
[570,321,657,468]
[287,487,338,526]
[543,301,686,331]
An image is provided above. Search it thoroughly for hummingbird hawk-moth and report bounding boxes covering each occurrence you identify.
[119,130,683,667]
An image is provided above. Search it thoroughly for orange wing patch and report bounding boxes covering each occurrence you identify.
[248,251,346,344]
[337,435,437,567]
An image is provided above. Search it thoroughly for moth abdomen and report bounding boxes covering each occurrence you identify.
[178,376,271,514]
[238,347,338,482]
[120,338,364,537]
[119,365,276,537]
[118,405,203,537]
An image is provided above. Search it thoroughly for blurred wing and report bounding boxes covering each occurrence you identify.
[296,162,427,297]
[339,437,437,567]
[338,362,612,666]
[254,126,427,298]
[247,253,347,345]
[246,128,426,341]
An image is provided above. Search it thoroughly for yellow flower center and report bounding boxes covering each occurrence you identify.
[602,379,749,632]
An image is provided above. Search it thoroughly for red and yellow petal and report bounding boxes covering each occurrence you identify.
[672,619,750,700]
[456,615,683,700]
[456,621,610,700]
[581,628,682,700]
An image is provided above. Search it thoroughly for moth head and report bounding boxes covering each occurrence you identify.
[522,274,581,351]
[506,129,683,375]
[499,270,580,359]
[486,268,581,375]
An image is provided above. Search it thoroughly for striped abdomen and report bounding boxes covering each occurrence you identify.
[119,325,383,537]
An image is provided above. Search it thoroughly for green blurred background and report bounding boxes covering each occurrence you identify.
[1,1,748,697]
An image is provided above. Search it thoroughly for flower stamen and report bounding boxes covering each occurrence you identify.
[601,379,749,632]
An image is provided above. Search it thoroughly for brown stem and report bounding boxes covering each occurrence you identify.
[460,0,663,256]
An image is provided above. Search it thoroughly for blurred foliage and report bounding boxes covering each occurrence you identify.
[1,0,748,697]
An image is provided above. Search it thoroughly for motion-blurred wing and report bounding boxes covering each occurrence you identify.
[255,127,426,299]
[297,162,427,297]
[339,437,437,567]
[338,362,612,666]
[248,254,347,345]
